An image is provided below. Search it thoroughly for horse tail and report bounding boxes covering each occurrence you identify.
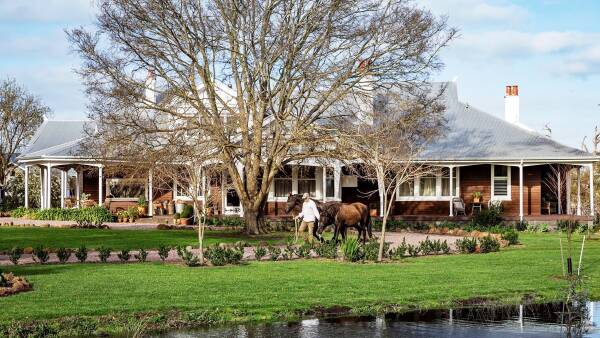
[366,213,373,239]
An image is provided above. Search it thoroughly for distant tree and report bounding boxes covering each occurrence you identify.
[3,167,60,209]
[0,79,50,201]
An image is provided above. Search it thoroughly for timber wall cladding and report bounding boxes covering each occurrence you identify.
[459,164,541,216]
[392,201,449,216]
[390,164,543,216]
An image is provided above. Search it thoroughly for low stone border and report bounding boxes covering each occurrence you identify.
[0,272,32,297]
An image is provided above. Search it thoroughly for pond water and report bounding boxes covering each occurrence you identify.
[157,302,600,338]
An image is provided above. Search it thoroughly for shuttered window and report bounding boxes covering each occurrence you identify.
[492,165,510,199]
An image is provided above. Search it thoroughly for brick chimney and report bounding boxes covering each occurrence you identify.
[504,85,519,124]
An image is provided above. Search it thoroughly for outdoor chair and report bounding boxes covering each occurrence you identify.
[452,197,466,216]
[488,199,503,211]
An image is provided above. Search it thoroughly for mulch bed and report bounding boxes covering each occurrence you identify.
[0,272,33,297]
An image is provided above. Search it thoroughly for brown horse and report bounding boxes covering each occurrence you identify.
[317,202,372,244]
[285,193,323,242]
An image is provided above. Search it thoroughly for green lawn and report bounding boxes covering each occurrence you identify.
[1,233,599,335]
[0,227,288,251]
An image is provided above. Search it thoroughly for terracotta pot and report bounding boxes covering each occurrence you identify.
[369,209,378,217]
[123,217,129,223]
[137,206,146,216]
[181,218,191,225]
[473,197,481,203]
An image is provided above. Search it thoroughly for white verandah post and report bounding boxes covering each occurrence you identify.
[566,169,572,215]
[45,164,52,209]
[557,169,562,214]
[322,166,327,201]
[39,166,45,209]
[60,170,66,209]
[24,166,29,209]
[148,168,153,217]
[589,163,595,217]
[519,162,524,221]
[449,166,454,216]
[333,164,342,201]
[75,169,81,208]
[98,165,103,206]
[577,167,582,216]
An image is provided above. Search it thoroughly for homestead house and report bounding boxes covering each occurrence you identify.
[16,82,598,222]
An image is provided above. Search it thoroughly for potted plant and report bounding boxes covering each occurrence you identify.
[80,193,96,208]
[175,199,186,214]
[127,206,139,223]
[167,200,175,215]
[153,201,163,216]
[116,210,125,223]
[137,196,148,216]
[472,191,482,203]
[173,212,181,225]
[179,205,194,225]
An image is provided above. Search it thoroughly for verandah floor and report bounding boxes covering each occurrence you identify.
[389,214,593,223]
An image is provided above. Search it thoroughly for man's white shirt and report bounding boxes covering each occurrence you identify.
[298,199,320,222]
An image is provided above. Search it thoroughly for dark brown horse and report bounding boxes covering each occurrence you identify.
[317,202,372,244]
[285,193,323,242]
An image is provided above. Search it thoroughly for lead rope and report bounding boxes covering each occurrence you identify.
[294,217,299,244]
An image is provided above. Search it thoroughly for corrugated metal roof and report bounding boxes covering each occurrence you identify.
[18,120,91,160]
[417,82,594,161]
[16,84,595,163]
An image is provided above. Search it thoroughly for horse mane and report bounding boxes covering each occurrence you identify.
[321,202,340,218]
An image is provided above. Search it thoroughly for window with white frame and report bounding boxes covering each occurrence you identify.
[325,168,335,198]
[419,175,437,196]
[107,178,146,199]
[396,167,458,200]
[491,165,511,199]
[442,170,450,196]
[274,166,292,197]
[398,179,414,196]
[176,179,192,197]
[297,166,316,197]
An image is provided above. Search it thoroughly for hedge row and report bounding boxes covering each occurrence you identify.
[10,207,113,227]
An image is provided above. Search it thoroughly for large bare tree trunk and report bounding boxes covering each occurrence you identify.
[244,207,264,235]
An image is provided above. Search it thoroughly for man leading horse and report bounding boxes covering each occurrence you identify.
[293,193,320,243]
[286,193,373,244]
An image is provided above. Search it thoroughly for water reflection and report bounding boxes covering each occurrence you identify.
[157,302,600,338]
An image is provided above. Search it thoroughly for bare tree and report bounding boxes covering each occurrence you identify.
[543,164,573,215]
[581,126,600,155]
[68,0,455,234]
[340,87,445,261]
[0,79,50,201]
